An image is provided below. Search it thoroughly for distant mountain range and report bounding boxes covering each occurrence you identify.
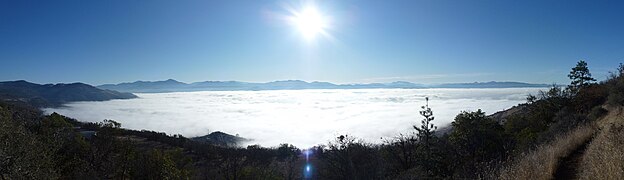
[0,80,137,107]
[98,79,550,93]
[0,79,547,107]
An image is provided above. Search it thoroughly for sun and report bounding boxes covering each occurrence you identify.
[290,6,327,40]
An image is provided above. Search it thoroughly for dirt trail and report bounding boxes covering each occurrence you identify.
[553,106,623,180]
[553,140,590,180]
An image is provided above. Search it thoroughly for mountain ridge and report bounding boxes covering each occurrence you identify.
[0,80,137,107]
[97,79,550,93]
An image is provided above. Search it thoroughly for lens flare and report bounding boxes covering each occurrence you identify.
[303,148,314,178]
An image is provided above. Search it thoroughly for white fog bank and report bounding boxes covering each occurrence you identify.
[43,88,543,148]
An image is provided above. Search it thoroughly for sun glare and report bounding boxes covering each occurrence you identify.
[291,6,327,40]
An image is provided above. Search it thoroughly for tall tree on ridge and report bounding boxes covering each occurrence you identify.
[568,60,596,94]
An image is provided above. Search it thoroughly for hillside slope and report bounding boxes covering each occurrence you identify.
[578,106,624,179]
[0,80,137,107]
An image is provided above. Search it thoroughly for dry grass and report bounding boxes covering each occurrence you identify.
[578,107,624,180]
[496,125,595,180]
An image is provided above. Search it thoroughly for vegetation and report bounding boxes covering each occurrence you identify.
[496,125,595,180]
[578,68,624,179]
[449,109,509,176]
[1,60,623,179]
[489,60,624,179]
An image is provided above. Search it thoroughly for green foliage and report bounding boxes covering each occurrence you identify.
[0,103,194,179]
[43,112,73,129]
[0,105,58,179]
[505,85,572,150]
[131,149,190,179]
[449,110,508,169]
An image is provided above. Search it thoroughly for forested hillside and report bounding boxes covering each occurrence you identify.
[0,80,137,107]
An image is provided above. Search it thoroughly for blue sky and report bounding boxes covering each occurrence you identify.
[1,0,623,85]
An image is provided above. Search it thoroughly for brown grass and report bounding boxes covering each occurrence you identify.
[496,125,595,180]
[578,107,624,180]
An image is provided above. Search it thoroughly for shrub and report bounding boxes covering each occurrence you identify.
[448,109,509,177]
[606,76,624,106]
[315,135,385,180]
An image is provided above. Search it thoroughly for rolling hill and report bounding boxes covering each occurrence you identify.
[0,80,137,107]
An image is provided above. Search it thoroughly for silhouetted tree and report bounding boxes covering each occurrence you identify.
[568,60,596,94]
[413,97,446,177]
[616,63,624,78]
[526,94,537,104]
[415,97,436,148]
[275,144,301,179]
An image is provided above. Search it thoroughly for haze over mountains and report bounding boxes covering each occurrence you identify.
[98,79,550,93]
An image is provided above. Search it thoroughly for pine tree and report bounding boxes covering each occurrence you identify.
[414,97,439,176]
[414,97,436,146]
[568,60,596,94]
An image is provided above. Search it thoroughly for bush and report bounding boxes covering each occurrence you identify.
[572,84,608,112]
[449,110,509,178]
[315,135,385,180]
[607,77,624,106]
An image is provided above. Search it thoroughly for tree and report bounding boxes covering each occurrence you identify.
[276,144,300,179]
[0,106,58,179]
[449,110,508,177]
[316,135,384,180]
[383,133,418,172]
[526,94,537,104]
[414,97,436,147]
[607,63,624,105]
[413,97,444,177]
[617,63,624,78]
[568,60,596,94]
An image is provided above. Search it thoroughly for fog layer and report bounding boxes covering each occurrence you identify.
[44,88,543,147]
